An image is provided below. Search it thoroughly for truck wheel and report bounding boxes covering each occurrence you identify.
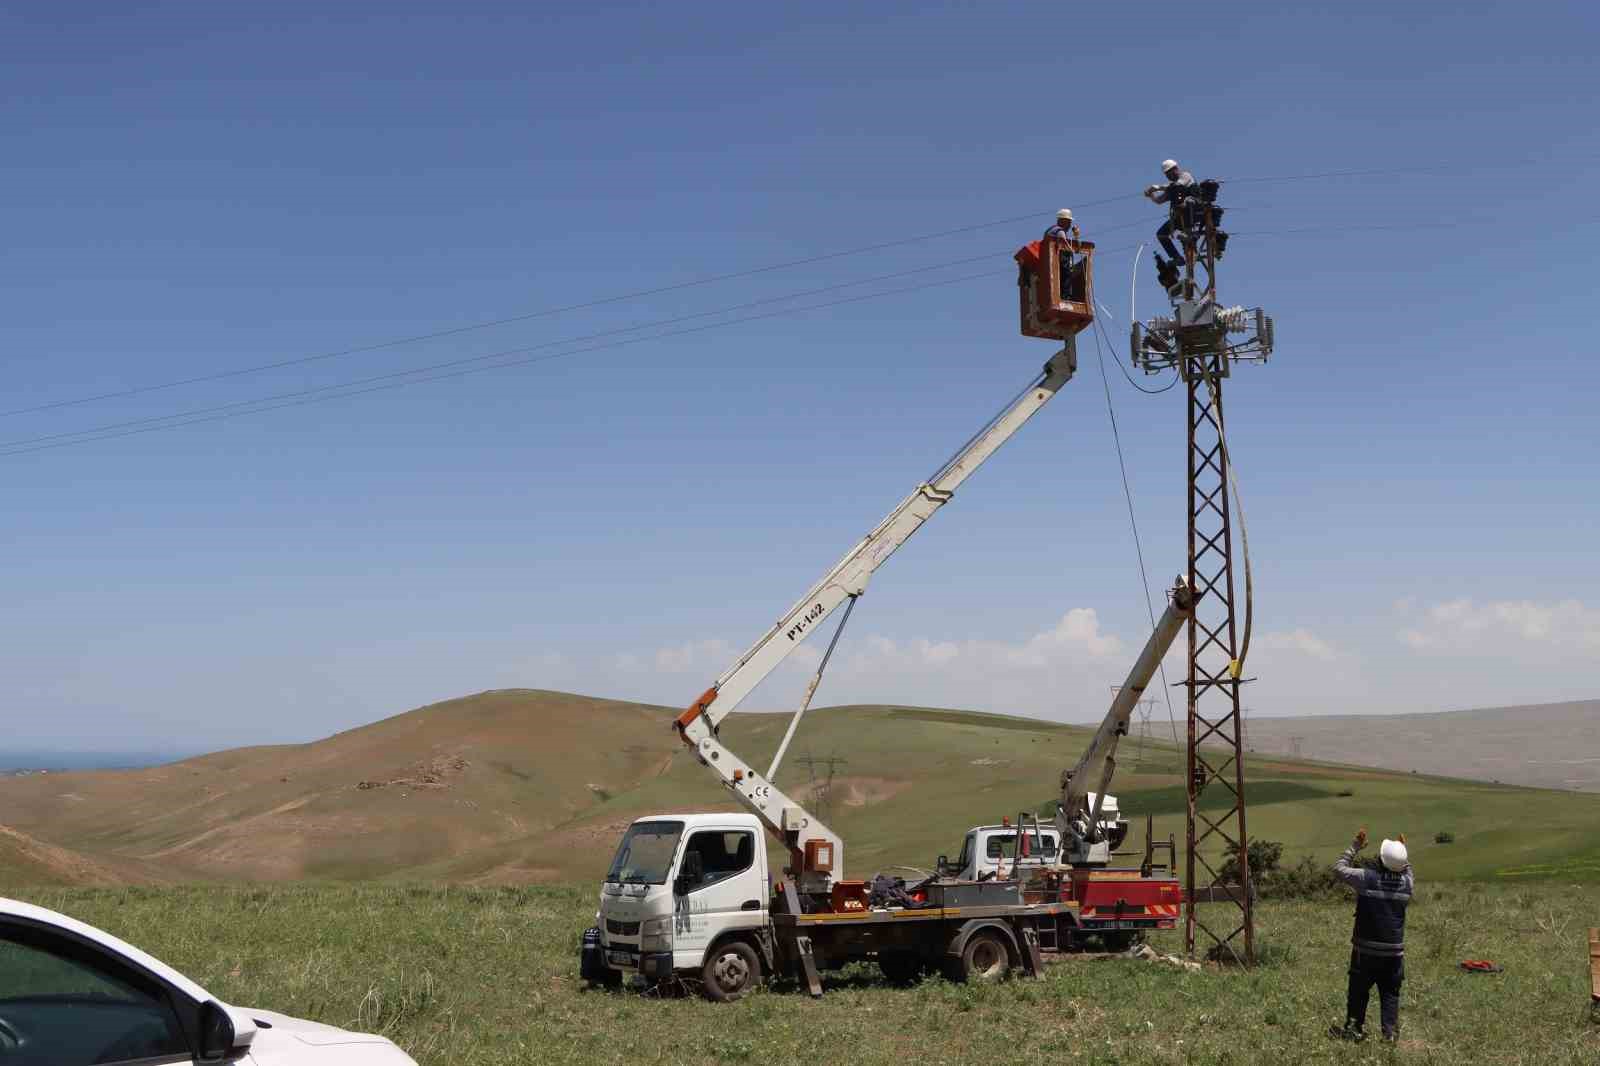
[948,931,1011,983]
[701,940,761,1002]
[878,951,924,985]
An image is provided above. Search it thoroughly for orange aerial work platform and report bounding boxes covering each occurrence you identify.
[1015,234,1096,341]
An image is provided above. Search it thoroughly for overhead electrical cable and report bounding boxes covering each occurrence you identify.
[11,156,1561,420]
[2,229,1172,455]
[1,194,1148,420]
[1086,314,1181,745]
[0,268,1012,458]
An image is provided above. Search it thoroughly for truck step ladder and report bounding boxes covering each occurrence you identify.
[793,936,823,999]
[1020,926,1046,977]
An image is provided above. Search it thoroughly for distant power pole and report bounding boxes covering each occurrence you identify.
[796,752,847,822]
[1133,171,1276,965]
[1113,685,1161,763]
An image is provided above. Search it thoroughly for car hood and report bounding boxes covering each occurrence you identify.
[243,1009,415,1065]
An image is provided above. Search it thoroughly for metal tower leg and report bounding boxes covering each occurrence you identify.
[1183,351,1255,965]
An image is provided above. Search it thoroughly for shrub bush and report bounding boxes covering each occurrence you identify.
[1220,838,1344,901]
[1434,830,1455,844]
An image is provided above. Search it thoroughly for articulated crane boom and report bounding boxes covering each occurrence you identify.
[1056,577,1197,866]
[674,340,1081,895]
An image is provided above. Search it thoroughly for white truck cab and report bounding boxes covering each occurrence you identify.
[945,796,1128,880]
[591,813,772,1000]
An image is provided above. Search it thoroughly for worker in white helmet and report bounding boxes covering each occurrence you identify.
[1144,159,1196,265]
[1043,209,1084,303]
[1329,827,1414,1043]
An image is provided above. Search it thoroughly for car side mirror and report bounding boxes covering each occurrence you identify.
[936,854,949,873]
[198,1001,236,1061]
[674,851,703,895]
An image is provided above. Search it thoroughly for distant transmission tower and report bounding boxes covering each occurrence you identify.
[1113,684,1161,763]
[797,752,847,822]
[1289,735,1305,760]
[1132,168,1276,965]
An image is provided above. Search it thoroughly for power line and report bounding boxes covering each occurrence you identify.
[0,224,1172,455]
[1091,300,1180,395]
[0,267,1011,458]
[0,253,1024,454]
[9,208,1591,459]
[1087,314,1181,746]
[12,157,1572,422]
[0,194,1149,421]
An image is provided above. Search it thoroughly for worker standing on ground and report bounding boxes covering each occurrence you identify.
[1329,828,1413,1043]
[1144,159,1195,266]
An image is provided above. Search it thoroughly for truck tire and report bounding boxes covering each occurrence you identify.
[878,951,924,986]
[946,931,1011,983]
[701,940,761,1002]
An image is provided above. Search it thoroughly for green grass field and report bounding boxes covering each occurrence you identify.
[14,881,1599,1065]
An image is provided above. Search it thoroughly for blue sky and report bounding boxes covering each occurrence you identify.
[3,2,1596,752]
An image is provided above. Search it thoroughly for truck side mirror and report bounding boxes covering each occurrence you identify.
[936,855,949,874]
[674,850,703,895]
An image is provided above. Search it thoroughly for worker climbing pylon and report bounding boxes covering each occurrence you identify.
[1145,159,1195,264]
[1144,159,1230,302]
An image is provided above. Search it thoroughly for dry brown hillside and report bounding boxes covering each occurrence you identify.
[0,824,158,890]
[0,690,681,881]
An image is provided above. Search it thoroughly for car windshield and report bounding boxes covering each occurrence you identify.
[605,820,685,884]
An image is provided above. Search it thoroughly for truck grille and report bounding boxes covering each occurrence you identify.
[606,919,640,936]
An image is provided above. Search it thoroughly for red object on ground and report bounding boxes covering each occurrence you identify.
[1459,959,1504,973]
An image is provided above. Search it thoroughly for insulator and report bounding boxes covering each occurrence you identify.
[1146,315,1175,334]
[1216,306,1251,333]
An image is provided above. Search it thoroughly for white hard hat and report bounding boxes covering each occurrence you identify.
[1379,839,1408,872]
[1161,159,1179,172]
[1056,208,1073,221]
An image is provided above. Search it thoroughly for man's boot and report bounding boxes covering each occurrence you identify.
[1327,1022,1366,1042]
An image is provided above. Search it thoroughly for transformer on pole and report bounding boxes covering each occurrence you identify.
[1131,176,1275,965]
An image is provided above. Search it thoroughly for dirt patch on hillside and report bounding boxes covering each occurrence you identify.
[833,776,911,807]
[356,753,470,792]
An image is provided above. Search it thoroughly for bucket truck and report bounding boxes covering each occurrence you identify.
[582,227,1161,999]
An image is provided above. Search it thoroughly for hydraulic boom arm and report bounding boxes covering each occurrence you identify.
[674,339,1082,894]
[1056,577,1198,865]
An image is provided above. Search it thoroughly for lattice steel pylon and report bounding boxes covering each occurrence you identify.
[1130,177,1275,964]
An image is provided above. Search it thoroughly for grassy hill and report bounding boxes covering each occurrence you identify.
[3,689,1598,887]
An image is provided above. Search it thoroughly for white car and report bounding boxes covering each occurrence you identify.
[0,897,417,1065]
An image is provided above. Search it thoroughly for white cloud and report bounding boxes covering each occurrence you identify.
[632,607,1128,720]
[1399,598,1600,652]
[1256,628,1340,661]
[652,638,735,673]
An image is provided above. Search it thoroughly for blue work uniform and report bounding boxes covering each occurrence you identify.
[1332,842,1414,1039]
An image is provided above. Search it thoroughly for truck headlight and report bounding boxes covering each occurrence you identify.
[641,916,672,952]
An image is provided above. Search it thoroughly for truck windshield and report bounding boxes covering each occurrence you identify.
[605,820,685,885]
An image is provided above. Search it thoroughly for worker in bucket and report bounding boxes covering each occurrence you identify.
[1328,828,1413,1043]
[1044,209,1084,303]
